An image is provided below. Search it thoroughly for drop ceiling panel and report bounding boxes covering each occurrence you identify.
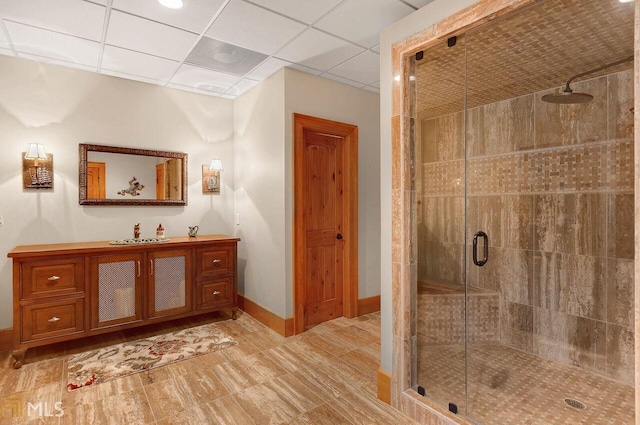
[171,63,241,92]
[363,85,380,94]
[226,78,260,95]
[18,52,96,71]
[102,45,180,82]
[328,50,380,85]
[403,0,435,8]
[111,0,226,34]
[248,0,343,24]
[205,0,306,55]
[6,22,100,66]
[167,82,226,96]
[0,27,9,49]
[315,0,414,48]
[288,63,323,76]
[101,69,165,86]
[321,73,366,88]
[275,28,364,71]
[185,37,267,76]
[106,10,198,61]
[246,57,291,81]
[0,0,105,41]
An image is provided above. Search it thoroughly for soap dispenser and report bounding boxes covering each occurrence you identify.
[156,223,165,239]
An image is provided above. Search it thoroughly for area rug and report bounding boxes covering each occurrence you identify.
[66,322,237,391]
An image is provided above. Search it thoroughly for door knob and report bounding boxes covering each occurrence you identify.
[336,233,343,240]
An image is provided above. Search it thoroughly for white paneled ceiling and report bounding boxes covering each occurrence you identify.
[0,0,436,98]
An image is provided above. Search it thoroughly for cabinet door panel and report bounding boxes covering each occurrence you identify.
[148,249,192,318]
[91,254,143,329]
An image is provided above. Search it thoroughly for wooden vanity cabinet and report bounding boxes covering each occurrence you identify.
[8,235,239,369]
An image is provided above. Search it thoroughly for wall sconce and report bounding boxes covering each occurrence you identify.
[202,159,223,193]
[23,143,53,189]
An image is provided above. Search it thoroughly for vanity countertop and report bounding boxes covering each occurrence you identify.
[8,234,240,258]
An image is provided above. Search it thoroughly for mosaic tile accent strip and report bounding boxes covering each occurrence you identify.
[417,284,499,346]
[417,344,635,425]
[468,139,634,195]
[423,139,633,197]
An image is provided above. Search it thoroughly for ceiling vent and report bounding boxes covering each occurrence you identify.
[185,37,267,76]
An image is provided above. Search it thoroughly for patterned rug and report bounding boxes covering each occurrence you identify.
[66,322,237,391]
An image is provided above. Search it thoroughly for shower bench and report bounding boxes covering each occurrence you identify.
[8,234,239,369]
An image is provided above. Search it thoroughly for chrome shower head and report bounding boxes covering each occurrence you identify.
[541,88,593,104]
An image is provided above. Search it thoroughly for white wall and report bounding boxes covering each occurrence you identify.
[233,69,287,317]
[0,55,235,329]
[284,68,381,315]
[379,0,479,372]
[234,68,381,319]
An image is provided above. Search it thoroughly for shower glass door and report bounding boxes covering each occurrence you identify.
[414,34,467,412]
[464,0,635,423]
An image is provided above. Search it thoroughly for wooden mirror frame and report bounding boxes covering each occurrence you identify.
[79,143,188,206]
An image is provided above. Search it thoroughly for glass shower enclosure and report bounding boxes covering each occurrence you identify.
[414,0,635,423]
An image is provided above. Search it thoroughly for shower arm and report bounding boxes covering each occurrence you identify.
[564,55,634,92]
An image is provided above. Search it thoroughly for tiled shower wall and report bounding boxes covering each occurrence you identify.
[418,69,634,386]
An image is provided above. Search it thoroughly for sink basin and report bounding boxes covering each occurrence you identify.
[109,238,170,245]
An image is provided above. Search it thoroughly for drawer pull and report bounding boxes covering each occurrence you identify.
[48,316,61,323]
[212,259,221,263]
[213,291,221,295]
[47,276,61,281]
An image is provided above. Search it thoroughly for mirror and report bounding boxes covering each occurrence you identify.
[79,144,188,206]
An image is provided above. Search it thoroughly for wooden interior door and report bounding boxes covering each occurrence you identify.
[156,163,165,200]
[87,162,105,199]
[304,131,344,327]
[294,114,358,332]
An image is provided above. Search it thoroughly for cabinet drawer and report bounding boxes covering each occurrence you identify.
[22,299,84,342]
[22,258,84,299]
[197,278,233,310]
[196,246,234,277]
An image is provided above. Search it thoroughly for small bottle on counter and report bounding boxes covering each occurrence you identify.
[134,223,141,239]
[156,223,165,239]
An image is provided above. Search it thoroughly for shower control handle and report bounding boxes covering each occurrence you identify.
[473,231,488,267]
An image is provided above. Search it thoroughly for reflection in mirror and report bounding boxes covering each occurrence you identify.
[79,144,187,206]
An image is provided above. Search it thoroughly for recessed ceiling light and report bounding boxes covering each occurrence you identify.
[159,0,183,9]
[619,0,634,3]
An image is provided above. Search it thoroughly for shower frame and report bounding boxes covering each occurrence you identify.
[387,0,640,423]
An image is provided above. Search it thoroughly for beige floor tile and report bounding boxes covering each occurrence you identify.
[212,358,265,394]
[156,395,255,425]
[286,403,354,425]
[62,373,142,407]
[59,388,154,425]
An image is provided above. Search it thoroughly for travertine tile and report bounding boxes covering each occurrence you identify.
[285,403,353,425]
[607,193,634,259]
[534,253,606,321]
[606,258,634,328]
[212,358,266,394]
[156,395,255,425]
[535,76,608,148]
[608,69,634,139]
[605,324,634,385]
[60,388,153,425]
[503,195,534,250]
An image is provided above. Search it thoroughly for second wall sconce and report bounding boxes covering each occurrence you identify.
[23,143,53,189]
[202,159,223,193]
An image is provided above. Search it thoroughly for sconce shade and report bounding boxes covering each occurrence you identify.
[208,159,224,171]
[24,143,48,160]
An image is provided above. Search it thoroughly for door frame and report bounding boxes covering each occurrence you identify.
[293,113,358,334]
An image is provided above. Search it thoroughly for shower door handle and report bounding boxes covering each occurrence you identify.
[473,231,488,267]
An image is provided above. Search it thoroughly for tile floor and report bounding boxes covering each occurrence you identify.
[418,344,635,425]
[0,311,418,425]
